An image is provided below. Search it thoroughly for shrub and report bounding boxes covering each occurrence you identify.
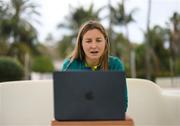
[0,57,24,82]
[176,58,180,75]
[32,56,54,73]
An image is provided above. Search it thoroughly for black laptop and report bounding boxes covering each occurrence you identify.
[53,71,126,121]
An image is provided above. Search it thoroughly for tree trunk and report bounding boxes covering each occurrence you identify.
[145,0,152,80]
[125,24,136,78]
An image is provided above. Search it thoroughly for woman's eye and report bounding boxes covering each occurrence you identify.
[86,40,92,43]
[96,39,102,42]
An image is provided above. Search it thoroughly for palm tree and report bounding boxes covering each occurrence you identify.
[9,0,40,44]
[136,26,170,80]
[145,0,152,79]
[169,12,180,77]
[110,0,137,77]
[149,26,170,77]
[0,0,40,79]
[58,3,103,38]
[0,0,40,58]
[0,0,11,55]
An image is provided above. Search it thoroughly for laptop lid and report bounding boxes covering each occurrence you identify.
[53,71,126,121]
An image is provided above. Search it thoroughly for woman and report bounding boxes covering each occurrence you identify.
[62,20,128,112]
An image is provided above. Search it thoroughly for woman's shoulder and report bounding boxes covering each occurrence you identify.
[61,58,70,70]
[109,56,123,64]
[61,58,81,70]
[108,56,125,71]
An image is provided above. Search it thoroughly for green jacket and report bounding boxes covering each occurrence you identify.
[61,56,128,111]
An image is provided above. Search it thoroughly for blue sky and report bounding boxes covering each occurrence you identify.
[32,0,180,43]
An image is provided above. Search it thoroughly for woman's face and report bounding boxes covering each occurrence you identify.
[82,29,106,63]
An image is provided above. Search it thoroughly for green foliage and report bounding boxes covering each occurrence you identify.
[8,42,31,65]
[111,33,131,76]
[60,3,101,25]
[135,26,172,80]
[57,35,74,59]
[58,3,102,39]
[35,43,49,56]
[32,56,54,73]
[112,33,129,56]
[0,40,8,55]
[135,44,146,78]
[110,1,137,26]
[0,0,40,42]
[176,58,180,75]
[148,26,170,71]
[0,57,24,82]
[0,0,40,56]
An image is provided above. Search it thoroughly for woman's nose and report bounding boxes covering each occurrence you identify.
[91,41,97,48]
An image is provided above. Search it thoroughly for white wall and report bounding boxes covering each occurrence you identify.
[31,72,53,80]
[156,77,180,88]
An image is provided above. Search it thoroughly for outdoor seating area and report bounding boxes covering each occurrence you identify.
[0,79,180,126]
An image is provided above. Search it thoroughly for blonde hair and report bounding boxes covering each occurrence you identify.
[70,20,110,70]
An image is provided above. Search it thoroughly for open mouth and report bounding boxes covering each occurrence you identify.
[90,51,99,54]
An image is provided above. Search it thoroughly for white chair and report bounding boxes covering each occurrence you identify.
[127,79,180,126]
[0,80,53,126]
[0,79,180,126]
[0,84,2,124]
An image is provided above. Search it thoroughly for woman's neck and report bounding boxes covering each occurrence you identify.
[85,58,99,67]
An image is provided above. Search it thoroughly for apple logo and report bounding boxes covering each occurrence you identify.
[85,91,94,101]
